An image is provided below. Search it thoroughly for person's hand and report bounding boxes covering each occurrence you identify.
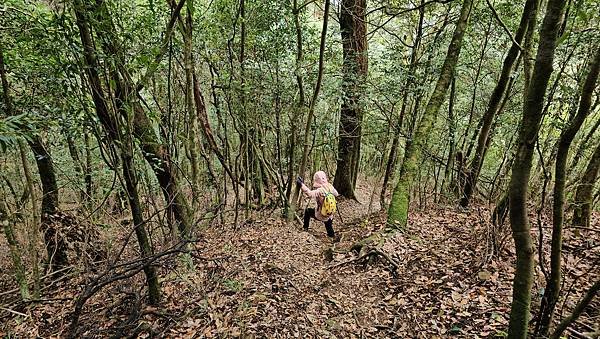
[296,176,304,187]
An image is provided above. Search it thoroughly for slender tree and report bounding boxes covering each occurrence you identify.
[506,0,567,336]
[291,0,330,209]
[73,0,160,304]
[380,0,425,207]
[537,47,600,337]
[460,0,538,207]
[572,140,600,228]
[387,0,473,228]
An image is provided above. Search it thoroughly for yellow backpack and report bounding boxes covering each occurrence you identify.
[319,185,337,217]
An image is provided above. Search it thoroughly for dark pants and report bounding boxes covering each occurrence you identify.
[303,208,335,237]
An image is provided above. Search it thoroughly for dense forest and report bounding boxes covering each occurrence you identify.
[1,0,599,337]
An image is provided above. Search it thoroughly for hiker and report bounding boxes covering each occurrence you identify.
[296,171,339,239]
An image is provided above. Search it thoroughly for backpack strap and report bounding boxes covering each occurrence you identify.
[319,184,332,194]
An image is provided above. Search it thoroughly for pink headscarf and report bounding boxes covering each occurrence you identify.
[312,171,329,188]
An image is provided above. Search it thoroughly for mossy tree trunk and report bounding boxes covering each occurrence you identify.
[460,0,538,207]
[380,0,425,208]
[333,0,367,199]
[506,0,567,336]
[73,0,160,304]
[0,45,67,274]
[387,0,473,228]
[572,141,600,228]
[537,47,600,337]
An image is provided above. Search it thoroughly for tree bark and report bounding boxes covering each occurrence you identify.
[387,0,473,228]
[460,0,538,207]
[0,45,67,273]
[537,47,600,337]
[291,0,330,207]
[550,279,600,339]
[333,0,367,199]
[572,141,600,228]
[73,0,160,304]
[506,0,567,336]
[380,0,425,207]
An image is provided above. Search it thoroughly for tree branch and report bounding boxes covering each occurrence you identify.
[485,0,524,52]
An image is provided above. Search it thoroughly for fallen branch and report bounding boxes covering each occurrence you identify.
[0,306,29,318]
[550,279,600,339]
[66,241,192,338]
[328,246,399,274]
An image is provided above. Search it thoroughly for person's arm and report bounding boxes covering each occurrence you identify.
[331,186,340,197]
[297,176,320,199]
[301,183,321,199]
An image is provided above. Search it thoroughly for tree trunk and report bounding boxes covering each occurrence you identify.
[285,0,306,220]
[73,0,161,304]
[0,45,68,273]
[387,0,473,228]
[570,114,600,171]
[84,132,93,209]
[572,141,600,228]
[380,0,425,207]
[121,148,161,305]
[333,0,367,199]
[0,196,30,300]
[537,47,600,336]
[461,0,538,207]
[550,279,600,339]
[506,0,567,336]
[539,47,600,335]
[440,76,456,201]
[291,0,330,208]
[17,141,41,297]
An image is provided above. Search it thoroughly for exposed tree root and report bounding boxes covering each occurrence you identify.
[328,246,399,276]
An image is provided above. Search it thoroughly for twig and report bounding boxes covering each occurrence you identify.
[0,306,29,318]
[328,249,374,269]
[485,0,524,52]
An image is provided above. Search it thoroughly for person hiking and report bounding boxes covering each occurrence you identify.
[296,171,340,240]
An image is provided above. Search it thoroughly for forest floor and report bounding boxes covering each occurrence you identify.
[1,183,599,338]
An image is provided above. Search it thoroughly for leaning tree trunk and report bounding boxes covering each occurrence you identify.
[387,0,473,228]
[86,0,193,236]
[550,278,600,339]
[460,0,538,207]
[506,0,567,337]
[73,0,160,304]
[380,0,425,207]
[572,141,600,228]
[333,0,367,199]
[537,47,600,336]
[0,46,68,273]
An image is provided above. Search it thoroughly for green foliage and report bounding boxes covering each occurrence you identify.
[0,114,37,152]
